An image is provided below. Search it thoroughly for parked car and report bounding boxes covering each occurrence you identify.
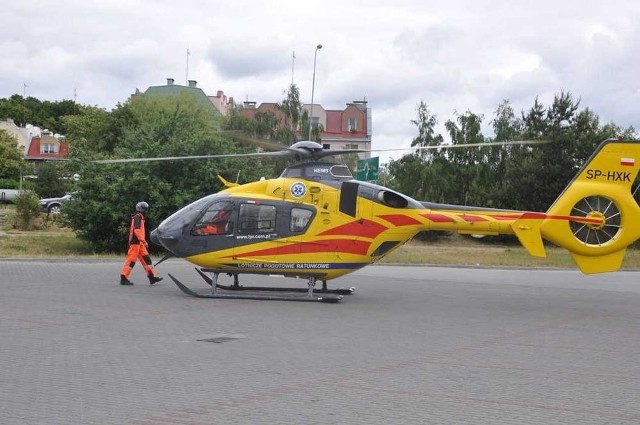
[40,193,72,214]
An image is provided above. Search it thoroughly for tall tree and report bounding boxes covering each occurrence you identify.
[64,92,273,252]
[33,162,71,198]
[521,97,547,139]
[534,91,581,208]
[63,104,133,155]
[489,100,524,208]
[411,101,444,148]
[278,83,303,143]
[0,95,79,132]
[0,129,25,180]
[413,102,447,201]
[389,101,448,201]
[444,110,485,205]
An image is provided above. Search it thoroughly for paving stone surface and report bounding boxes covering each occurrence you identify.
[1,259,640,424]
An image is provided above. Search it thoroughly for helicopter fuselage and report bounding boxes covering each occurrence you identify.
[151,161,533,281]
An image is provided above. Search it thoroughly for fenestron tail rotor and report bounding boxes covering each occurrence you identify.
[569,195,621,246]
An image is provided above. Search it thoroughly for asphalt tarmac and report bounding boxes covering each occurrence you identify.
[1,259,640,424]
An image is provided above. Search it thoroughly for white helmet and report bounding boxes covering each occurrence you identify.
[135,201,149,212]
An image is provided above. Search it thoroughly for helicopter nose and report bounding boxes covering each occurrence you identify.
[150,228,160,245]
[151,226,181,253]
[150,194,219,257]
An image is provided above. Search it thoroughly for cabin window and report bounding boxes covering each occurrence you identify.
[192,201,234,236]
[238,203,276,234]
[330,165,353,178]
[348,117,357,131]
[290,208,313,232]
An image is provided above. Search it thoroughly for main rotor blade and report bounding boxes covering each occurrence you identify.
[370,139,550,153]
[92,140,547,164]
[92,150,292,164]
[219,130,287,152]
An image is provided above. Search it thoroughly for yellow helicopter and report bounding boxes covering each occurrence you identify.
[98,138,640,302]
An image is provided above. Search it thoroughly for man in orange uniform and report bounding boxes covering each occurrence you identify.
[120,201,163,286]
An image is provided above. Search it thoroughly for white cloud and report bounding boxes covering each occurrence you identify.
[2,0,639,162]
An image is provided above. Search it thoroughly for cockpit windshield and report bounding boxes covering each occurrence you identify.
[157,194,219,237]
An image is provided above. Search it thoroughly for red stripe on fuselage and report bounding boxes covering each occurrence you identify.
[520,211,603,225]
[377,214,422,226]
[520,212,547,219]
[460,214,489,223]
[421,213,455,223]
[490,214,524,221]
[319,219,388,239]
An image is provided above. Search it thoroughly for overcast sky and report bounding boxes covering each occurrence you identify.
[2,0,639,162]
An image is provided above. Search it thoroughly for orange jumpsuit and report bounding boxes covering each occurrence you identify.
[120,211,158,279]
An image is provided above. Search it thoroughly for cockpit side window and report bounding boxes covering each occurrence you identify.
[290,208,313,232]
[238,203,276,234]
[192,201,234,236]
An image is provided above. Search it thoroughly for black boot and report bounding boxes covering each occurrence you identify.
[120,274,133,285]
[148,274,163,285]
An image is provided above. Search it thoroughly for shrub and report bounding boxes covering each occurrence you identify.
[14,191,41,230]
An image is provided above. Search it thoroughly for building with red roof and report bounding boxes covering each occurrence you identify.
[25,134,69,161]
[240,99,372,159]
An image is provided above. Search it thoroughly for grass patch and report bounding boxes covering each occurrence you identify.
[383,238,640,270]
[0,233,90,257]
[0,205,117,258]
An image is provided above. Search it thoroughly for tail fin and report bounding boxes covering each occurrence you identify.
[540,139,640,273]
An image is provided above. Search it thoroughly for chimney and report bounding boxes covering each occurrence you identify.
[188,80,197,88]
[167,78,174,85]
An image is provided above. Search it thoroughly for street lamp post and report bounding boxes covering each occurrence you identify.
[308,44,322,140]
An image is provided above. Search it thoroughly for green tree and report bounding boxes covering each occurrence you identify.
[278,83,303,143]
[488,100,525,208]
[532,91,581,209]
[0,129,25,180]
[411,101,444,149]
[388,153,429,198]
[410,101,448,201]
[389,101,450,201]
[492,99,523,142]
[64,92,273,252]
[34,162,71,198]
[444,110,485,205]
[63,103,133,155]
[254,110,281,139]
[0,95,79,132]
[223,84,310,144]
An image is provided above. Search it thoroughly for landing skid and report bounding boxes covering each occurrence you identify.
[195,269,356,296]
[168,270,346,303]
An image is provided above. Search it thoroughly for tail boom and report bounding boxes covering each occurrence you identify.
[416,139,640,273]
